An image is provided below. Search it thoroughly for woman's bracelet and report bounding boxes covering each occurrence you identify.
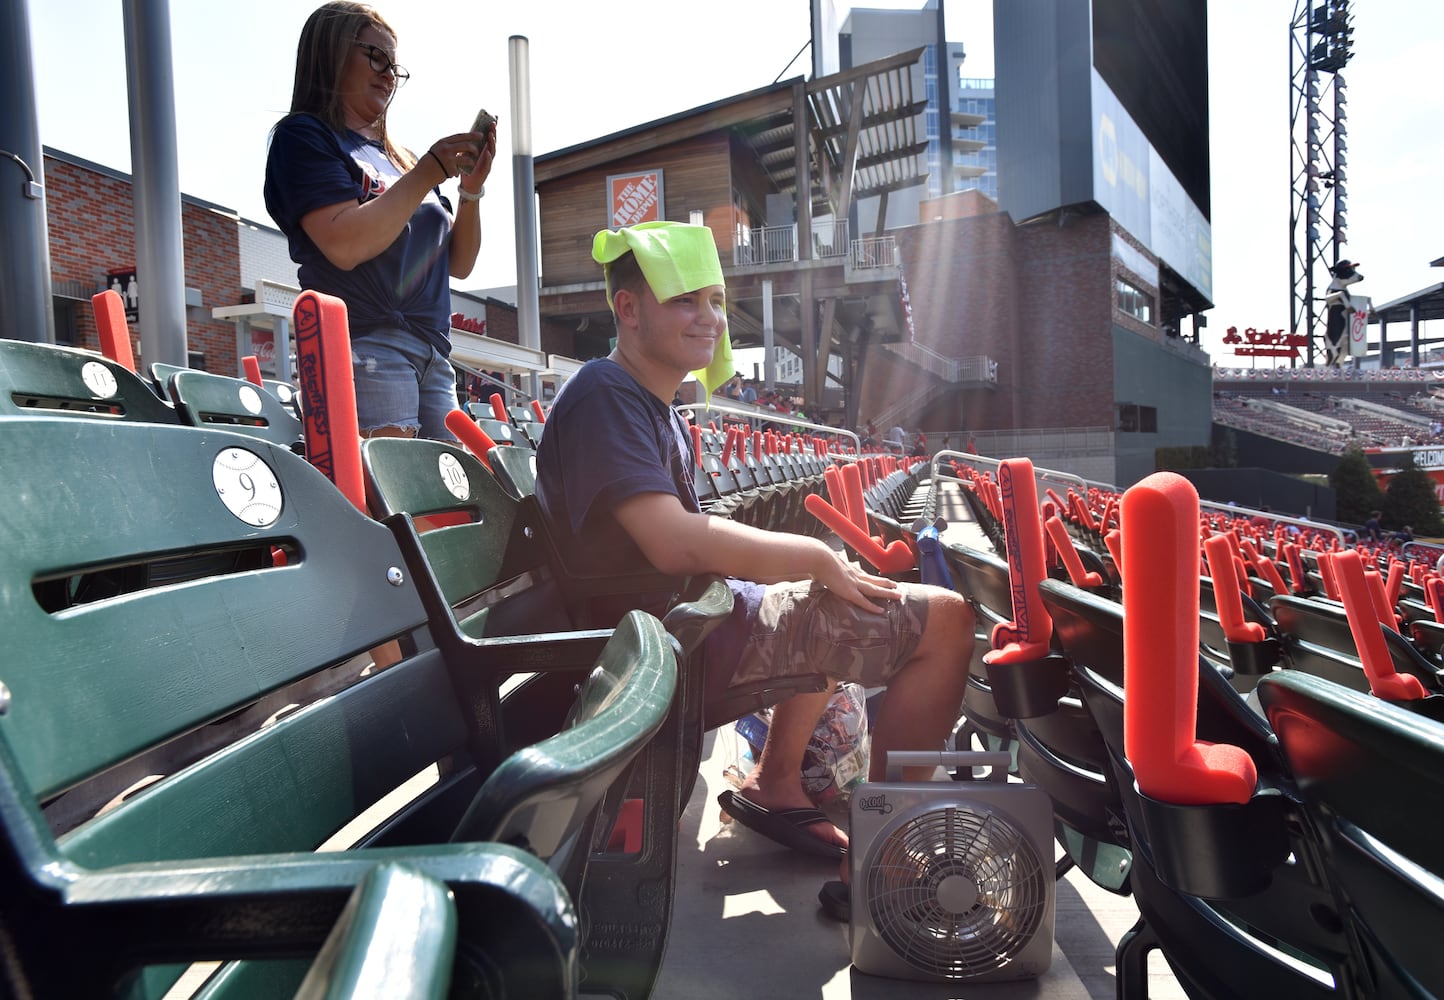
[426,149,450,179]
[458,185,485,203]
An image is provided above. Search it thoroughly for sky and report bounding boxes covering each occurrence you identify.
[24,0,1444,363]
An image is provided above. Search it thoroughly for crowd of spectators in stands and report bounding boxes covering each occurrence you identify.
[1214,367,1444,452]
[711,379,976,461]
[718,373,818,423]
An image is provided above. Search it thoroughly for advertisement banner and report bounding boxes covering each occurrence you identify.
[251,329,275,364]
[1090,74,1151,250]
[1372,446,1444,508]
[1348,296,1371,357]
[1090,72,1213,303]
[608,170,664,228]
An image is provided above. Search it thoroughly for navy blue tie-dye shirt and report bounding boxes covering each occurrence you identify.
[264,113,454,354]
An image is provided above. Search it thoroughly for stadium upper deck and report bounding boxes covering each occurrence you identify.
[1214,364,1444,455]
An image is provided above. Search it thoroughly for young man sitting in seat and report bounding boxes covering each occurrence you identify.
[534,221,972,911]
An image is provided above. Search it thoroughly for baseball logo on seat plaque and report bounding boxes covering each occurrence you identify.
[79,361,118,399]
[212,447,284,526]
[438,452,470,500]
[237,384,264,416]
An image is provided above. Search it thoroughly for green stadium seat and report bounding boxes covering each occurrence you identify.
[0,416,683,997]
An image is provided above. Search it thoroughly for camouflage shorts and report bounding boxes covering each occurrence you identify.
[723,579,930,692]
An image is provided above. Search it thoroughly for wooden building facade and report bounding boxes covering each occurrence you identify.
[530,50,990,428]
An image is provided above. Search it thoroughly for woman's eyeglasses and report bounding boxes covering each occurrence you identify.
[353,42,409,84]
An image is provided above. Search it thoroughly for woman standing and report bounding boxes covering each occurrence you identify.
[265,2,496,439]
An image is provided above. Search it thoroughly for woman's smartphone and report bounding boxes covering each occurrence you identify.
[471,108,497,138]
[464,109,496,174]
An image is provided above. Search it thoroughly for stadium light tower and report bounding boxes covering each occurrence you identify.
[1290,0,1356,366]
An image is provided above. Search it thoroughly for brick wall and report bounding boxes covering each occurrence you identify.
[43,152,243,373]
[484,299,519,346]
[181,201,244,373]
[874,210,1117,434]
[44,155,134,353]
[896,212,1023,431]
[1109,223,1162,343]
[1011,213,1116,429]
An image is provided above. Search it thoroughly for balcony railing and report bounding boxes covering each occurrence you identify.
[733,219,897,272]
[734,224,798,265]
[847,236,898,271]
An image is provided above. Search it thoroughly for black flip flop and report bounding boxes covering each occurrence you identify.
[717,789,846,860]
[818,879,850,922]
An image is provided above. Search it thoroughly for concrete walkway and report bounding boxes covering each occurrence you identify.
[650,478,1185,999]
[654,726,1184,998]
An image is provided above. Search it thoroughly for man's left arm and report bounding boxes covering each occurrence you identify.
[612,492,898,614]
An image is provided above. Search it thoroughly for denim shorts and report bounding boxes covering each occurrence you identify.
[350,328,458,440]
[724,580,929,692]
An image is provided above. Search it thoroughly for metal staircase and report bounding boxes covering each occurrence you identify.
[870,343,996,430]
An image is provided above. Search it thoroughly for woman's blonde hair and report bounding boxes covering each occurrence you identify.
[285,2,414,168]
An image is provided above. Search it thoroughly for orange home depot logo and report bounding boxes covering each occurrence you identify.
[608,170,664,227]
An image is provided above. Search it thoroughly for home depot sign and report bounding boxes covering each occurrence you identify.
[608,170,663,227]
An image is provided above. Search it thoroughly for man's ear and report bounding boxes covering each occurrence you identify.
[612,286,643,331]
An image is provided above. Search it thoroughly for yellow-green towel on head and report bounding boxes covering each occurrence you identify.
[592,221,733,396]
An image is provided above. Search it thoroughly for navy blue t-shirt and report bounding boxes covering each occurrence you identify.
[264,113,454,355]
[535,358,761,677]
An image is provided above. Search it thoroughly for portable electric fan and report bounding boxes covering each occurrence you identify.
[850,750,1054,982]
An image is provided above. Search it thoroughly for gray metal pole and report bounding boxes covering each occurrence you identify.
[0,0,56,343]
[509,36,541,399]
[123,0,188,367]
[762,278,775,390]
[1411,304,1421,368]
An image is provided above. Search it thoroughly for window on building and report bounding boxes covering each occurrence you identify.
[52,299,77,346]
[1117,404,1158,433]
[1117,277,1155,325]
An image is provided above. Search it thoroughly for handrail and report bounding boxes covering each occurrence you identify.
[1403,540,1444,565]
[1336,395,1433,429]
[848,236,898,271]
[899,340,962,381]
[732,219,851,266]
[453,359,535,405]
[1214,366,1442,383]
[927,449,1088,523]
[869,379,943,433]
[674,401,860,451]
[929,453,1350,553]
[1196,499,1347,547]
[1242,396,1353,434]
[969,426,1115,460]
[1212,406,1351,453]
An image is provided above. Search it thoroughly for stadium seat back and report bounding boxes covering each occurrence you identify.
[0,339,175,422]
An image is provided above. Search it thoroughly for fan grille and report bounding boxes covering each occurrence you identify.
[864,803,1048,979]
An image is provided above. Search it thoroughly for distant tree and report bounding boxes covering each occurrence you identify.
[1210,427,1238,469]
[1154,445,1213,471]
[1329,448,1385,527]
[1383,451,1444,536]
